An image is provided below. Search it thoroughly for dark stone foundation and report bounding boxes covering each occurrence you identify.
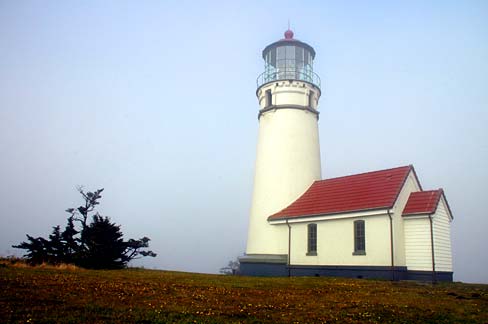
[239,256,453,282]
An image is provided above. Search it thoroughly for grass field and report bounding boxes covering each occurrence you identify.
[1,261,487,323]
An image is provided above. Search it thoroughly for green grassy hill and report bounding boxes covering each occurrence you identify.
[1,261,487,323]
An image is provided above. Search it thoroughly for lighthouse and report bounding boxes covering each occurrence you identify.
[241,29,322,275]
[239,30,454,281]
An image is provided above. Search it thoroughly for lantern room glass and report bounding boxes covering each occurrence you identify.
[262,44,316,85]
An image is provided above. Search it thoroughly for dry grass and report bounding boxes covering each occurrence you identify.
[0,257,80,271]
[1,261,487,323]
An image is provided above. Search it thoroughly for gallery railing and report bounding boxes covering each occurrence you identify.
[257,69,321,89]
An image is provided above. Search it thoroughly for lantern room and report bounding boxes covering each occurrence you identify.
[257,29,321,89]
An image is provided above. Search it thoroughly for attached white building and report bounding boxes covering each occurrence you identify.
[240,30,454,281]
[243,165,453,281]
[403,188,453,279]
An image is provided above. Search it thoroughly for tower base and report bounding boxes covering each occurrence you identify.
[239,254,288,277]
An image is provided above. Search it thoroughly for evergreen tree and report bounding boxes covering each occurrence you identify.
[13,235,50,265]
[46,225,64,263]
[80,215,126,269]
[61,216,79,263]
[13,188,156,269]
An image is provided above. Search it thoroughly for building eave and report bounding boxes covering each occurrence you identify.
[440,191,454,220]
[402,213,431,219]
[268,207,390,224]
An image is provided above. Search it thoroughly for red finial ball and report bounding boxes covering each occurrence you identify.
[284,29,294,39]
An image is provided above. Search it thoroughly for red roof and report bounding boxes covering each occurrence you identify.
[268,165,417,220]
[402,189,443,216]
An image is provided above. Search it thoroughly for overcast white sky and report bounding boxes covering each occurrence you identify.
[1,1,487,283]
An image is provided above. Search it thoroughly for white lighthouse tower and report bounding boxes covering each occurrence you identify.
[241,29,322,275]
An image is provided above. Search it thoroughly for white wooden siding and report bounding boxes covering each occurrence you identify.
[404,217,433,271]
[391,171,422,266]
[433,197,453,272]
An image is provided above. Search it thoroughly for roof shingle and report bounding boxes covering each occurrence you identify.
[268,165,415,220]
[402,189,443,216]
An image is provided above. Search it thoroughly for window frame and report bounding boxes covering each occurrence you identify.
[353,220,366,255]
[307,223,317,256]
[265,89,272,107]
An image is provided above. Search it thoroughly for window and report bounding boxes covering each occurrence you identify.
[265,89,272,107]
[309,91,315,108]
[353,220,366,255]
[307,223,317,255]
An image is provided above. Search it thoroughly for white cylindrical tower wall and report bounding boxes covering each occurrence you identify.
[246,79,322,255]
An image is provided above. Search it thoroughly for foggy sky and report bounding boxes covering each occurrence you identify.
[1,1,487,283]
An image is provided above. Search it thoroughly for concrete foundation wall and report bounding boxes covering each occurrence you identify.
[239,260,453,281]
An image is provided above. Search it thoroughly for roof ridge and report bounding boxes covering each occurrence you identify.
[321,165,412,182]
[425,190,437,210]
